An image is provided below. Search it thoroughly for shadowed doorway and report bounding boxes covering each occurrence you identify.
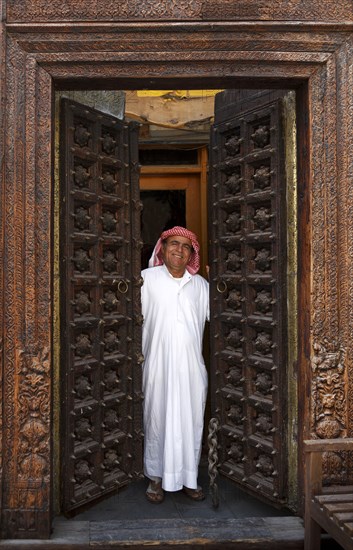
[56,88,298,525]
[140,189,186,269]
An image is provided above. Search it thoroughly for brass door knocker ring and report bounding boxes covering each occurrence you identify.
[117,279,129,294]
[216,280,227,293]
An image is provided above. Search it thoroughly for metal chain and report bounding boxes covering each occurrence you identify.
[207,416,220,508]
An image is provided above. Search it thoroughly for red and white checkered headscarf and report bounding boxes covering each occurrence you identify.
[148,226,200,275]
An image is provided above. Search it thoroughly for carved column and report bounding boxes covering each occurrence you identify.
[1,36,52,539]
[309,37,353,483]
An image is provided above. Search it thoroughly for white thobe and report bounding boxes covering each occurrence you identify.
[141,264,209,492]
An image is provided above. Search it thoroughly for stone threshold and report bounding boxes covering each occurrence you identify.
[0,516,306,549]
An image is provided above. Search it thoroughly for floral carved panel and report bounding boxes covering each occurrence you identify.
[17,348,50,483]
[2,347,52,536]
[311,339,349,484]
[311,339,347,439]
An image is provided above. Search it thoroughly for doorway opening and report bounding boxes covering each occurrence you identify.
[140,188,186,268]
[54,87,298,524]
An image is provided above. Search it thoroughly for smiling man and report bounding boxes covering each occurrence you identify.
[141,226,209,504]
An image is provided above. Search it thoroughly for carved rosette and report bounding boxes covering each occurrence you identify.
[17,347,50,486]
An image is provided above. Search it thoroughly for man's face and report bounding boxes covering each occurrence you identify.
[162,235,193,277]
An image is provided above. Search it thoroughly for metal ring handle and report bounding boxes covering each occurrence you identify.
[117,279,129,294]
[216,280,227,294]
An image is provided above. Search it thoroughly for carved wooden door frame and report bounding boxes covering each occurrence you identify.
[1,2,353,539]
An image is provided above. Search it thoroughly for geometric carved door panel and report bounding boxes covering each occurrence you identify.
[209,90,288,505]
[60,99,143,513]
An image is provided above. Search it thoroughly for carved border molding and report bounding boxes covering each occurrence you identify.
[6,0,353,22]
[1,13,353,538]
[1,34,52,539]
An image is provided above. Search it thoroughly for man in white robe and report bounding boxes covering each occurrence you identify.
[141,226,209,503]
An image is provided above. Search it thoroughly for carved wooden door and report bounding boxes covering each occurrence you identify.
[59,99,143,513]
[209,90,288,505]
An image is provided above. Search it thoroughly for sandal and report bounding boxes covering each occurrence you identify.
[146,480,164,504]
[182,485,205,501]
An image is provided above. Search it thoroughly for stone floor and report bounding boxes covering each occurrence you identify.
[70,459,291,522]
[0,461,343,549]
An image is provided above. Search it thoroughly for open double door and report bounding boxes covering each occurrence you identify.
[59,89,290,515]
